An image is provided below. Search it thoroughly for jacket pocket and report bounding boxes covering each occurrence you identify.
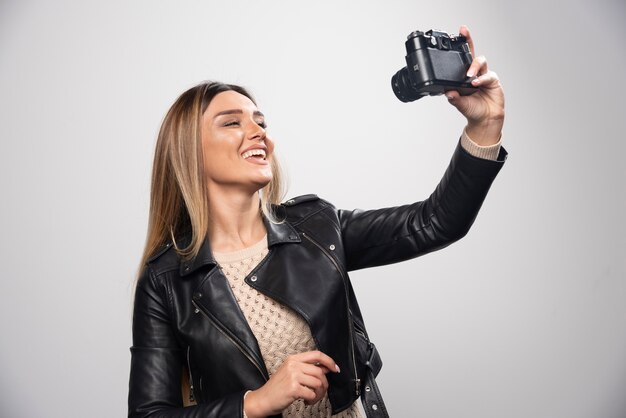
[185,346,199,405]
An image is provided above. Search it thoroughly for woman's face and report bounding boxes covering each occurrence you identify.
[201,90,274,193]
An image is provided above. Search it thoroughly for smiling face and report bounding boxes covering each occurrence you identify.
[201,90,274,194]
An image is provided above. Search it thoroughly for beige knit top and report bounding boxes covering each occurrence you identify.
[213,237,362,418]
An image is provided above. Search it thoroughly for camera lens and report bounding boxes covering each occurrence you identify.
[391,67,423,102]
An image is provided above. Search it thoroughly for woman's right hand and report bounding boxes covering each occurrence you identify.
[243,350,340,418]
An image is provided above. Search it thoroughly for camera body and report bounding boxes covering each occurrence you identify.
[392,29,477,102]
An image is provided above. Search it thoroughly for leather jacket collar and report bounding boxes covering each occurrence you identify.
[178,209,302,278]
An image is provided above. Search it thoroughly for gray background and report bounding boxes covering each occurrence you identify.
[1,0,625,417]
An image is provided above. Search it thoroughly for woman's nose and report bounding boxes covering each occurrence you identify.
[247,124,266,141]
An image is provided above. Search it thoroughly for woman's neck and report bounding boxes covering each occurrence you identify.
[206,186,266,253]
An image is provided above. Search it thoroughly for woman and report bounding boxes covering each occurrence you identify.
[129,26,506,418]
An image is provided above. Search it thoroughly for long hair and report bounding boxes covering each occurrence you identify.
[138,81,286,273]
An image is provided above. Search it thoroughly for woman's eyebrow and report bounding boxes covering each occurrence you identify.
[213,109,265,119]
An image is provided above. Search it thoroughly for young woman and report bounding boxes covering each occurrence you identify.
[128,26,506,418]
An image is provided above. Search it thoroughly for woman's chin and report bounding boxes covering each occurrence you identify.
[249,174,272,191]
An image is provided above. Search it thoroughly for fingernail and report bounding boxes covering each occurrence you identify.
[472,78,480,85]
[335,364,341,373]
[466,70,474,77]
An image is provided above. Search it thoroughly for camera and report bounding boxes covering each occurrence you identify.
[391,29,477,102]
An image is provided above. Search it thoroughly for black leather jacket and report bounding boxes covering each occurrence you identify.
[128,143,506,418]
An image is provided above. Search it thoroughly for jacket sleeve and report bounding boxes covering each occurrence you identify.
[338,141,507,271]
[128,266,246,418]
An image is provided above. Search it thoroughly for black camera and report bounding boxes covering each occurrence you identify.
[392,29,477,102]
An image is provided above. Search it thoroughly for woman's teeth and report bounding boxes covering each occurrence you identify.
[242,149,266,159]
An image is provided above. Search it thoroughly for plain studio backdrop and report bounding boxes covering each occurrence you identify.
[1,1,625,417]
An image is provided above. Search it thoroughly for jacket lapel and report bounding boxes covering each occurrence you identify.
[193,266,269,377]
[187,216,303,377]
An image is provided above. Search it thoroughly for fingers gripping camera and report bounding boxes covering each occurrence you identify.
[392,30,477,102]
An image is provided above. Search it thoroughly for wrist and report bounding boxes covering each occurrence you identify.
[465,118,504,146]
[243,390,264,418]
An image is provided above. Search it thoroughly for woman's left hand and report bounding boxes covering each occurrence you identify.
[446,25,505,146]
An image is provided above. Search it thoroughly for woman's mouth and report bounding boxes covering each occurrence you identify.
[241,148,268,164]
[242,149,266,159]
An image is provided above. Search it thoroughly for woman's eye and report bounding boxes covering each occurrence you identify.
[222,120,266,129]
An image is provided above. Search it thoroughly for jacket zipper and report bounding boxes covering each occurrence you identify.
[301,232,360,396]
[186,346,196,403]
[192,300,269,382]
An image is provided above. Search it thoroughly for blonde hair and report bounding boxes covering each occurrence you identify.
[138,81,286,272]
